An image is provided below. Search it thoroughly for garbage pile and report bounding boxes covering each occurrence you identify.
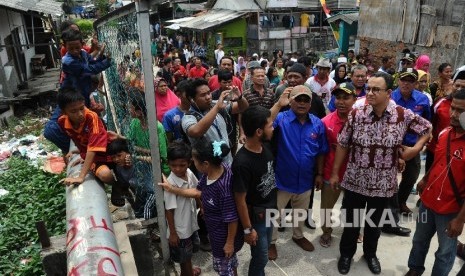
[0,134,65,174]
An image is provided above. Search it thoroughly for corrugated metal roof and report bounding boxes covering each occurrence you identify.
[177,2,206,11]
[0,0,62,16]
[266,0,320,9]
[166,16,195,23]
[168,9,247,30]
[326,0,358,9]
[327,12,359,24]
[213,0,261,11]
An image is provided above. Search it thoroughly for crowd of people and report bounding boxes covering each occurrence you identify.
[43,21,465,276]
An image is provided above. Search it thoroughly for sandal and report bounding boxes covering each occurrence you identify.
[111,186,126,207]
[357,234,364,243]
[193,267,201,276]
[319,234,332,248]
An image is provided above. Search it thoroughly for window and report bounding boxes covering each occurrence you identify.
[223,37,243,48]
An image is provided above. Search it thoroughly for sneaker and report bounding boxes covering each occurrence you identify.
[292,237,314,251]
[268,244,277,260]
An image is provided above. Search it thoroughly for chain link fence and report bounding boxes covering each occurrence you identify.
[95,6,162,220]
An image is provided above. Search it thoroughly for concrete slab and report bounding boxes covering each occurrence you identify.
[179,162,465,276]
[114,221,138,276]
[184,192,464,275]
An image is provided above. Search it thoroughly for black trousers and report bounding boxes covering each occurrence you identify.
[339,190,389,258]
[398,154,421,206]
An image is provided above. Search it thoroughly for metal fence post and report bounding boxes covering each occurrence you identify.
[135,0,170,264]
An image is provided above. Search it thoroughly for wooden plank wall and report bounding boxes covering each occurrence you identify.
[359,0,465,47]
[358,0,403,41]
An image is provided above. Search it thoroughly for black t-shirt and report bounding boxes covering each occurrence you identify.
[232,145,277,208]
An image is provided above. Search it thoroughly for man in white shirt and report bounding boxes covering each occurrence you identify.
[214,43,225,67]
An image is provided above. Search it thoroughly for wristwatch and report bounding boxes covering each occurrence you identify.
[244,227,253,234]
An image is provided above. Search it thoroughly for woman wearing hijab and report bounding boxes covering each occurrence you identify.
[154,77,180,122]
[416,70,433,106]
[235,56,246,76]
[414,54,431,73]
[332,64,348,84]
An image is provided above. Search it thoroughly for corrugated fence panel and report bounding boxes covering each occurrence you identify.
[449,0,465,26]
[400,0,420,44]
[416,0,437,47]
[358,0,403,41]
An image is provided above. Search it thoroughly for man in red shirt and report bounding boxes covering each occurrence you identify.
[208,57,243,92]
[318,82,357,248]
[171,57,187,86]
[188,58,207,79]
[425,71,465,172]
[406,88,465,276]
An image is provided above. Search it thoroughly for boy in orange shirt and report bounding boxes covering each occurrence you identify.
[57,87,125,204]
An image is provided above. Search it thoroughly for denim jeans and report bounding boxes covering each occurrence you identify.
[408,203,458,276]
[249,220,273,276]
[43,106,70,153]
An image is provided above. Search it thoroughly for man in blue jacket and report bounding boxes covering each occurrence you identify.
[268,85,328,260]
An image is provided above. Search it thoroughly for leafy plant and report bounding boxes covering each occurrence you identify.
[95,0,110,17]
[0,158,66,275]
[74,19,94,37]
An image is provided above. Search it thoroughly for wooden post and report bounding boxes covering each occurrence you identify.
[455,15,465,69]
[36,221,51,248]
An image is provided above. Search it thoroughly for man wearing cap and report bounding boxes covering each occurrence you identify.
[406,88,465,276]
[330,72,431,274]
[269,85,328,259]
[400,53,416,70]
[388,68,431,222]
[274,63,326,119]
[208,56,243,92]
[306,58,336,108]
[318,82,357,248]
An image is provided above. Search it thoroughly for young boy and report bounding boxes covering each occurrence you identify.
[61,28,111,107]
[106,138,135,207]
[57,87,114,188]
[128,89,170,219]
[232,105,277,275]
[164,141,201,276]
[44,28,110,154]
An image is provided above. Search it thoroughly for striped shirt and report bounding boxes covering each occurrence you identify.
[243,86,275,109]
[196,164,244,258]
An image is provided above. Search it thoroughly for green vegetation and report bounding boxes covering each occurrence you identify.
[0,158,66,275]
[95,0,110,17]
[74,19,94,37]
